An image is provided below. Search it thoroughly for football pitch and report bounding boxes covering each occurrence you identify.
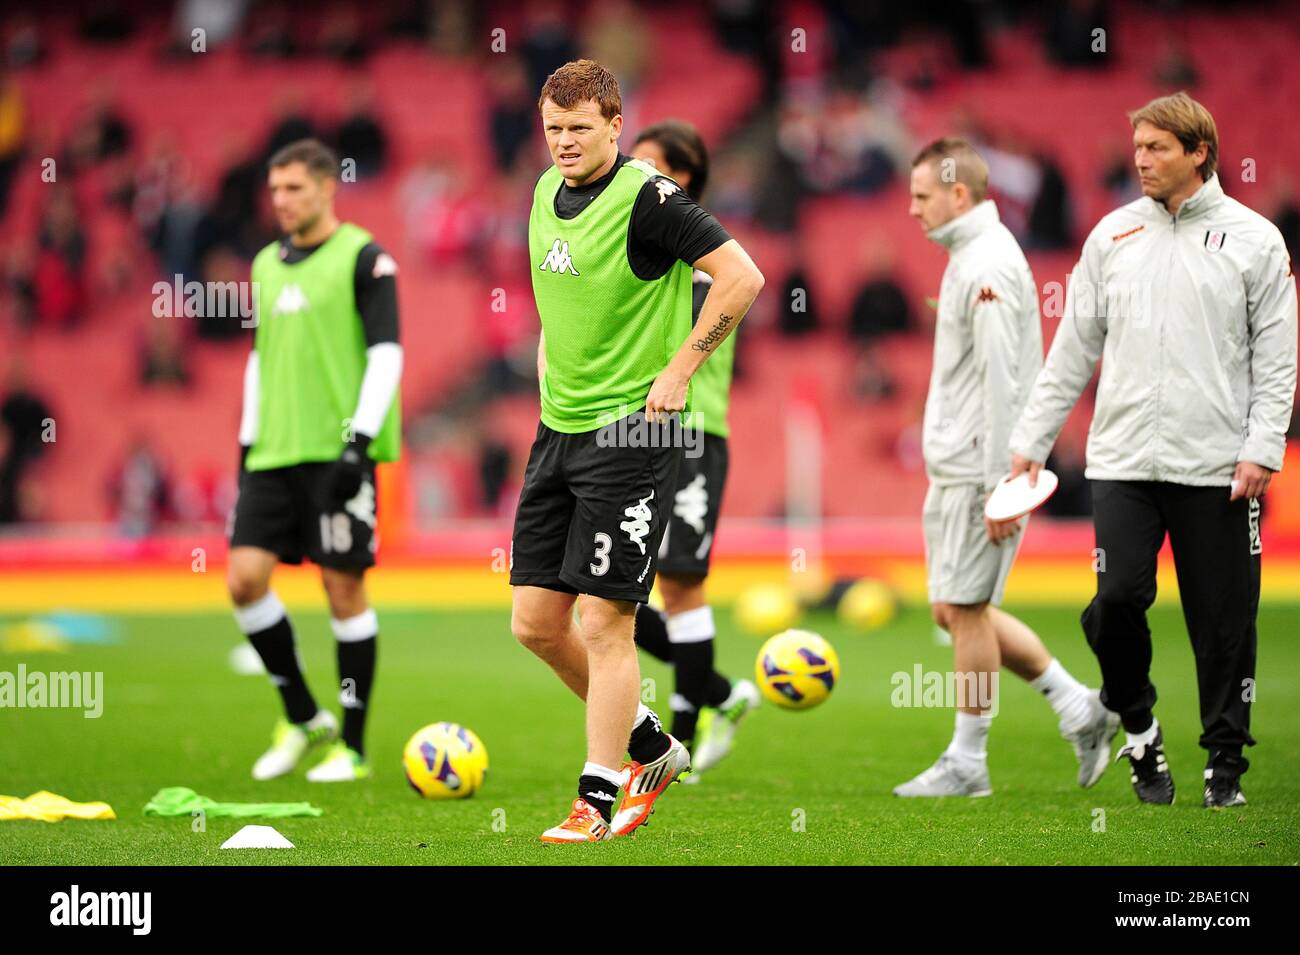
[3,603,1298,866]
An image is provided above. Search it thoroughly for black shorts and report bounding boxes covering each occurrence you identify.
[509,412,682,603]
[229,461,378,572]
[657,432,729,577]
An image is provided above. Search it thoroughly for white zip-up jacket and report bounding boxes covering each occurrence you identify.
[1010,174,1297,484]
[923,200,1044,491]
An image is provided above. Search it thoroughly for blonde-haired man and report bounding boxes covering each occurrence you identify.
[894,138,1117,799]
[1009,92,1297,807]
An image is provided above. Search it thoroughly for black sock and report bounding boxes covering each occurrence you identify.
[336,633,377,756]
[634,604,672,662]
[705,671,732,707]
[578,774,619,823]
[246,615,317,724]
[627,707,672,764]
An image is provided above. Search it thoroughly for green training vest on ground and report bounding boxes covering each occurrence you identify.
[684,275,735,438]
[529,158,694,434]
[247,222,400,470]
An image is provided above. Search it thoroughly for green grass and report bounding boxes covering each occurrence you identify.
[2,603,1298,865]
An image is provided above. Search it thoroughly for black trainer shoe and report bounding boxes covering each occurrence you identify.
[1116,727,1174,804]
[1203,769,1247,808]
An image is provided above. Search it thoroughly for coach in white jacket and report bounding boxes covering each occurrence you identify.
[894,139,1119,801]
[1009,93,1298,808]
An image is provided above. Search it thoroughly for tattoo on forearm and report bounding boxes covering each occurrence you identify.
[691,313,735,352]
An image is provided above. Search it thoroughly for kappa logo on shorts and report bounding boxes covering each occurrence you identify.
[673,473,709,534]
[620,490,656,555]
[1248,497,1262,555]
[538,238,580,276]
[345,479,376,529]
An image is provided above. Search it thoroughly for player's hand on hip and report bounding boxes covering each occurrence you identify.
[328,434,371,506]
[1009,452,1043,488]
[1230,461,1273,501]
[645,370,688,424]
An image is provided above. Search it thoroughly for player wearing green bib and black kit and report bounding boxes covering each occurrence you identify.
[629,122,762,780]
[512,61,764,844]
[228,140,403,785]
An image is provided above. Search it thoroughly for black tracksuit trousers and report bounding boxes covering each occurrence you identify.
[1082,480,1260,776]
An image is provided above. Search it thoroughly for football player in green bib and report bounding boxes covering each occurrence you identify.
[629,121,762,780]
[228,139,402,784]
[511,61,764,843]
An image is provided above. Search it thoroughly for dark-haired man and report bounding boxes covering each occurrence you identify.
[228,138,403,784]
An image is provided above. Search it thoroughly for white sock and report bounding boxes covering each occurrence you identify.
[1124,718,1159,756]
[666,606,714,644]
[330,608,378,642]
[632,703,653,729]
[581,761,629,789]
[232,591,286,634]
[949,711,991,760]
[1030,659,1094,732]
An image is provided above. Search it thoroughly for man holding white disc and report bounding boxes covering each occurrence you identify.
[1008,93,1297,808]
[894,138,1119,799]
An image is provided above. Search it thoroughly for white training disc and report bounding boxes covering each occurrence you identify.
[984,469,1059,522]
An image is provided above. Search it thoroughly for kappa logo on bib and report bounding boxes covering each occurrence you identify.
[538,238,580,276]
[272,283,310,316]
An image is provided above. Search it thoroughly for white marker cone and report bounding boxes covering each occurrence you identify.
[221,825,295,849]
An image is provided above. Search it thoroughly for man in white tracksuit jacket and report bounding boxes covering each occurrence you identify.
[894,139,1120,800]
[1009,93,1298,808]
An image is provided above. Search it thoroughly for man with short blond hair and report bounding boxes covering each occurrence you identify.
[893,137,1117,800]
[1009,92,1298,807]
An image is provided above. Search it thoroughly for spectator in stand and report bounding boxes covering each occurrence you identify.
[779,242,820,337]
[1155,40,1199,90]
[519,1,577,93]
[263,91,315,160]
[1101,143,1142,206]
[400,155,488,267]
[317,2,368,63]
[0,359,52,524]
[4,13,46,68]
[1272,186,1299,262]
[108,440,172,539]
[35,187,87,328]
[140,316,191,388]
[847,242,911,400]
[246,1,296,59]
[487,57,535,173]
[4,240,37,328]
[151,163,211,286]
[63,84,132,175]
[1045,0,1112,68]
[132,132,189,241]
[334,82,389,180]
[208,135,270,258]
[1026,152,1073,250]
[582,0,649,96]
[0,68,24,219]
